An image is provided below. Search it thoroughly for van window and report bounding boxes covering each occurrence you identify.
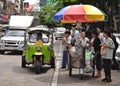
[6,30,24,37]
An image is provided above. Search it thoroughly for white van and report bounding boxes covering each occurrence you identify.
[0,15,34,54]
[54,27,66,40]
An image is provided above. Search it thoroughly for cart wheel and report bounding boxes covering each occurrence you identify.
[50,56,55,68]
[34,61,41,74]
[80,74,83,80]
[69,55,72,76]
[92,58,95,77]
[21,56,26,68]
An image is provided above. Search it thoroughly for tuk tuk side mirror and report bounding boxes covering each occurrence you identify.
[48,29,53,34]
[24,44,29,50]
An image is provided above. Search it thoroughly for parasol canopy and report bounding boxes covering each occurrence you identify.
[53,4,108,23]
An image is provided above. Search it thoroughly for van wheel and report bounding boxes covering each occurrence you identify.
[21,56,26,68]
[50,56,55,68]
[34,61,41,74]
[19,51,23,55]
[55,37,57,40]
[0,50,5,54]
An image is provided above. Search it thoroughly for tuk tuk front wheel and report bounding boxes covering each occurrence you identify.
[21,56,26,68]
[34,61,41,74]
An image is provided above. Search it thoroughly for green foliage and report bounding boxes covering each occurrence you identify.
[39,1,64,27]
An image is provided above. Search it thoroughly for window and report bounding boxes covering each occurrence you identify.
[29,32,49,43]
[6,30,24,37]
[40,0,46,6]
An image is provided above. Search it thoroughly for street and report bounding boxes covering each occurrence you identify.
[0,52,54,86]
[0,39,120,86]
[0,0,120,86]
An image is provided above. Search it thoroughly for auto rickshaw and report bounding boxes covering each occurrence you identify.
[21,25,55,74]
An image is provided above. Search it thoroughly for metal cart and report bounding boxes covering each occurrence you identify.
[68,47,93,80]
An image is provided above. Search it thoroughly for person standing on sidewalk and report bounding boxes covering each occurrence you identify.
[97,27,104,43]
[61,31,71,69]
[70,23,80,46]
[87,31,102,78]
[101,30,115,82]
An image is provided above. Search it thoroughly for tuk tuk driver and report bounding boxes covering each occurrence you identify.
[37,33,42,41]
[34,33,43,46]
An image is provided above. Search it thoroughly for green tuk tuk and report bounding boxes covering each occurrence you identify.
[21,25,55,74]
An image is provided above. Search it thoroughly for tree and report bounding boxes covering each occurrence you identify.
[39,1,64,27]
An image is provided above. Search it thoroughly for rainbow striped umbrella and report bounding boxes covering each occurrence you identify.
[53,4,108,23]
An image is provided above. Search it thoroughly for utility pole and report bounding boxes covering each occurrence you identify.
[20,0,24,14]
[119,0,120,32]
[110,0,112,28]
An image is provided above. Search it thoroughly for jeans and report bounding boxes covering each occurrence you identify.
[62,50,68,68]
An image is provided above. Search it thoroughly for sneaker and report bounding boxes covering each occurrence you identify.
[101,78,107,82]
[106,79,112,82]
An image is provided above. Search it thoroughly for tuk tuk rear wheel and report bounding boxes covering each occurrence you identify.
[21,56,26,68]
[50,56,55,68]
[34,61,41,74]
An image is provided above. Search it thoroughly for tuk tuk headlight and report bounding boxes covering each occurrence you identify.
[36,46,40,52]
[49,45,53,50]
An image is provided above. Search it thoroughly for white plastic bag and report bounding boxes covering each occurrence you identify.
[84,66,93,73]
[70,46,79,58]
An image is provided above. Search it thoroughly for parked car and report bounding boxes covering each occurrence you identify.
[115,46,120,71]
[114,33,120,45]
[54,27,66,40]
[0,15,34,54]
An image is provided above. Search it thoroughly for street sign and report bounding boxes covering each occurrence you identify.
[40,0,46,6]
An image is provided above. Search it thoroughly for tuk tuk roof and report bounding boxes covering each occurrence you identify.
[27,25,50,34]
[9,15,34,29]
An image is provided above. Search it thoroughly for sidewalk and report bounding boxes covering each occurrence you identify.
[58,68,120,86]
[53,40,120,86]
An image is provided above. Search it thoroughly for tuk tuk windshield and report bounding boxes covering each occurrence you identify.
[29,32,49,43]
